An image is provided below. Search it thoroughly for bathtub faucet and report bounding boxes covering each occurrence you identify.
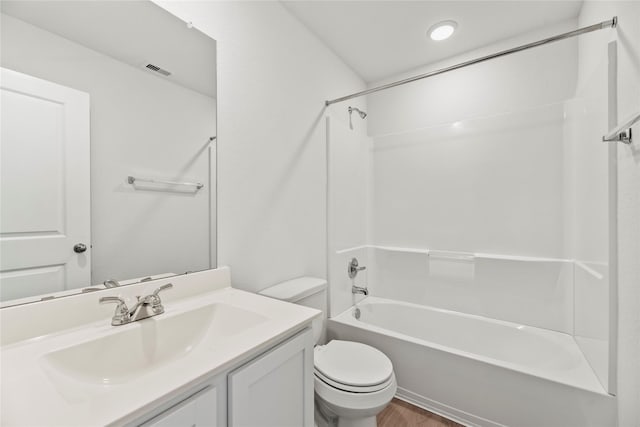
[352,285,369,296]
[348,258,366,279]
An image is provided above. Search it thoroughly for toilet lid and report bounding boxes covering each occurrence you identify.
[314,340,393,388]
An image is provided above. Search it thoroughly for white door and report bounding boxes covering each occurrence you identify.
[0,67,90,302]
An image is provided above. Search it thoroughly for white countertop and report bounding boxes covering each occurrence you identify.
[1,271,319,426]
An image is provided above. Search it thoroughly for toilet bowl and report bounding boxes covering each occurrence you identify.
[259,277,396,427]
[314,340,397,427]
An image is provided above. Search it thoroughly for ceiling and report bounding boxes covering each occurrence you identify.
[282,1,583,83]
[1,1,217,98]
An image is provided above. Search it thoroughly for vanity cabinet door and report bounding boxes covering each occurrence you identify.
[142,385,220,427]
[228,328,314,427]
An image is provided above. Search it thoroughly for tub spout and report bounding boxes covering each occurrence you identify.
[352,285,369,296]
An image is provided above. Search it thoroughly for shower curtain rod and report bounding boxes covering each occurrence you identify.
[325,17,617,106]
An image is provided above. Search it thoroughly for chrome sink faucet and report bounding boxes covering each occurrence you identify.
[99,283,173,326]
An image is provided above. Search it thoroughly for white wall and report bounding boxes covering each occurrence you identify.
[366,19,578,258]
[578,2,640,425]
[326,105,371,317]
[1,14,216,285]
[371,103,568,258]
[155,1,367,292]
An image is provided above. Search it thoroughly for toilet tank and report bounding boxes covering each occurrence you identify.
[259,277,327,344]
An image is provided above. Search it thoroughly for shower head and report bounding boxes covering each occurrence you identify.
[349,106,367,119]
[348,106,367,130]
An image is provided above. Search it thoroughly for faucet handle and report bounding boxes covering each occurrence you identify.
[348,258,366,279]
[99,295,126,307]
[153,283,173,297]
[99,296,130,325]
[103,279,121,288]
[149,283,173,307]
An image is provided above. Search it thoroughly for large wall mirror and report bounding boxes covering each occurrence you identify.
[0,1,217,307]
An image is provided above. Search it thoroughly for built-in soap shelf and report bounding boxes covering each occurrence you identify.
[428,250,475,263]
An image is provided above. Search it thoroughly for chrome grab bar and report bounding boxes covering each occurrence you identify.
[603,111,639,144]
[127,175,204,190]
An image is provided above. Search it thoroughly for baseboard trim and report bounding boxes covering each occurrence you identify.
[395,387,505,427]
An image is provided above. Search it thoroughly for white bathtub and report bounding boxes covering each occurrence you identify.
[328,297,615,427]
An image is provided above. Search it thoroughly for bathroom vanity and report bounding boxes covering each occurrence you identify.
[137,327,313,427]
[0,268,319,426]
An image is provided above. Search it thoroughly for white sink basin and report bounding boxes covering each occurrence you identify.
[42,303,267,385]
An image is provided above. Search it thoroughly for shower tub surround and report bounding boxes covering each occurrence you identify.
[329,297,615,427]
[326,84,616,424]
[328,245,614,426]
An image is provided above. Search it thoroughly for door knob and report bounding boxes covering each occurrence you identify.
[73,243,87,253]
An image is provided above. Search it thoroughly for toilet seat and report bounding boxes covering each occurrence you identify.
[314,368,395,393]
[314,340,394,393]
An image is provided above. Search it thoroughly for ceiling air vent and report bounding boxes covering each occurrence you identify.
[145,63,171,76]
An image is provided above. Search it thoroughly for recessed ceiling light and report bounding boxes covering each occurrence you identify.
[429,20,458,41]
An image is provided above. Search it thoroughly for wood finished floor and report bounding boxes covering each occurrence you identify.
[377,398,463,427]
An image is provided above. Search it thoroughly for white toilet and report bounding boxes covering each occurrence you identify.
[259,277,397,427]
